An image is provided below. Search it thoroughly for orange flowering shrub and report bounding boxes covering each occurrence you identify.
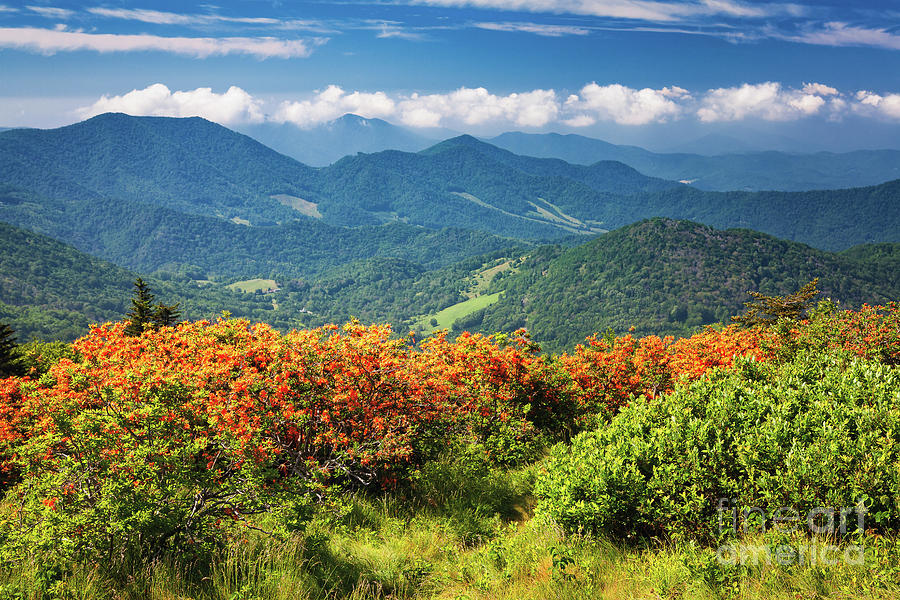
[419,329,576,463]
[796,302,900,365]
[560,326,778,419]
[0,318,454,561]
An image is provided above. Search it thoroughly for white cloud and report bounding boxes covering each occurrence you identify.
[472,21,590,36]
[784,22,900,51]
[77,84,266,124]
[26,5,73,19]
[854,91,900,120]
[0,5,18,13]
[0,27,324,58]
[801,82,839,96]
[274,86,397,127]
[565,83,687,125]
[87,8,337,33]
[411,0,785,22]
[398,87,560,127]
[375,24,427,40]
[696,82,831,122]
[87,7,278,26]
[74,81,900,131]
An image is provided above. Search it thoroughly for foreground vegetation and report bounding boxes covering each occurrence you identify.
[0,295,898,598]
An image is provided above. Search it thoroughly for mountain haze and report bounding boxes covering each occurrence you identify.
[238,114,437,167]
[491,131,900,192]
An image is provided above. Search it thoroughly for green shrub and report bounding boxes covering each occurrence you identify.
[535,351,900,542]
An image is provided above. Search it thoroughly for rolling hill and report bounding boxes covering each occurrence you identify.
[463,219,900,353]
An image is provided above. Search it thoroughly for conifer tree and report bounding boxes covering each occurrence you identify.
[124,278,181,336]
[125,278,156,336]
[0,322,22,377]
[154,302,182,328]
[732,278,820,327]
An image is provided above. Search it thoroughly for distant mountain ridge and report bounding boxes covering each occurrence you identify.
[490,131,900,192]
[0,113,897,260]
[238,114,437,167]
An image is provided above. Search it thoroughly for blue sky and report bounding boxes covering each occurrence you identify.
[3,0,900,150]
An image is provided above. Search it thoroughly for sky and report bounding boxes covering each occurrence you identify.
[3,0,900,151]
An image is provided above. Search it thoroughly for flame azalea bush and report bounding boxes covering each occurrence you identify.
[419,329,576,465]
[559,325,778,420]
[795,301,900,366]
[0,318,453,563]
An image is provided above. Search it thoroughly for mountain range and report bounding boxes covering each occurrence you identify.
[489,131,900,192]
[0,112,898,346]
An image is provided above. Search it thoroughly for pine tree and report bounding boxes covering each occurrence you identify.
[124,278,181,336]
[0,322,22,377]
[154,302,182,328]
[125,278,158,336]
[732,278,820,327]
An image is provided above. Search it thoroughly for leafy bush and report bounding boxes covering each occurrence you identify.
[535,350,900,542]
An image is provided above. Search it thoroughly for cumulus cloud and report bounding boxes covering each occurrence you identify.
[696,82,834,122]
[77,84,265,125]
[802,82,839,97]
[472,21,590,36]
[274,86,397,127]
[0,27,324,58]
[398,87,559,127]
[564,83,688,125]
[76,81,900,131]
[854,91,900,120]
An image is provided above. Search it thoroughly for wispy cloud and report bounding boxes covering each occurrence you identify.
[0,27,326,59]
[26,5,73,19]
[778,22,900,51]
[85,7,338,34]
[86,7,280,26]
[375,22,427,40]
[409,0,795,23]
[473,21,590,36]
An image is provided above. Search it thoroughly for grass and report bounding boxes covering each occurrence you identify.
[271,194,322,219]
[415,292,502,330]
[4,453,899,599]
[227,278,279,294]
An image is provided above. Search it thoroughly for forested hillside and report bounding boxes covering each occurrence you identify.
[0,113,319,225]
[469,219,900,352]
[0,184,516,279]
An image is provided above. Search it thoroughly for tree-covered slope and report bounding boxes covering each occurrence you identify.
[490,131,900,192]
[470,219,900,353]
[0,221,305,342]
[317,136,900,249]
[0,184,518,280]
[0,113,320,225]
